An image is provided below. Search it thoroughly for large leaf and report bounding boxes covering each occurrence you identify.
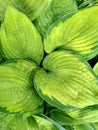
[9,0,52,21]
[0,60,43,113]
[0,112,27,130]
[34,51,98,110]
[0,7,44,65]
[34,0,78,38]
[50,105,98,125]
[44,6,98,60]
[27,115,66,130]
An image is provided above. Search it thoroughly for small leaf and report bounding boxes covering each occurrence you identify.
[0,60,43,113]
[44,6,98,60]
[34,51,98,110]
[0,7,44,65]
[0,112,27,130]
[27,115,66,130]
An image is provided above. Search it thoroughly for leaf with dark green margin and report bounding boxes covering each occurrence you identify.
[27,115,66,130]
[0,60,43,113]
[0,112,27,130]
[50,105,98,125]
[44,6,98,60]
[34,0,78,38]
[34,51,98,110]
[0,7,44,65]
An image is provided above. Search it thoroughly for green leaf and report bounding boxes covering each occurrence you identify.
[9,0,52,21]
[44,6,98,60]
[51,0,78,21]
[34,0,78,38]
[0,0,52,22]
[0,60,43,113]
[93,62,98,77]
[34,51,98,110]
[73,124,95,130]
[50,105,98,125]
[0,7,44,65]
[27,115,66,130]
[93,122,98,129]
[0,112,27,130]
[0,0,9,22]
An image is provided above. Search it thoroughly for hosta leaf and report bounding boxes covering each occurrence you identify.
[0,0,9,22]
[50,105,98,125]
[34,51,98,110]
[27,115,66,130]
[0,60,43,113]
[44,6,98,60]
[0,112,27,130]
[34,0,78,38]
[93,62,98,77]
[0,7,44,65]
[9,0,52,21]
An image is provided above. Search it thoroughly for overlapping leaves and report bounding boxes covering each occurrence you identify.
[0,2,98,130]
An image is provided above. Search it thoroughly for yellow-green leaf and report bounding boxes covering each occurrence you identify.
[0,7,44,65]
[34,0,78,38]
[0,60,43,113]
[50,105,98,125]
[34,51,98,109]
[0,112,27,130]
[27,115,65,130]
[44,6,98,60]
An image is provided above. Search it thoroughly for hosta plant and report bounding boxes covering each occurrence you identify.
[0,0,98,130]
